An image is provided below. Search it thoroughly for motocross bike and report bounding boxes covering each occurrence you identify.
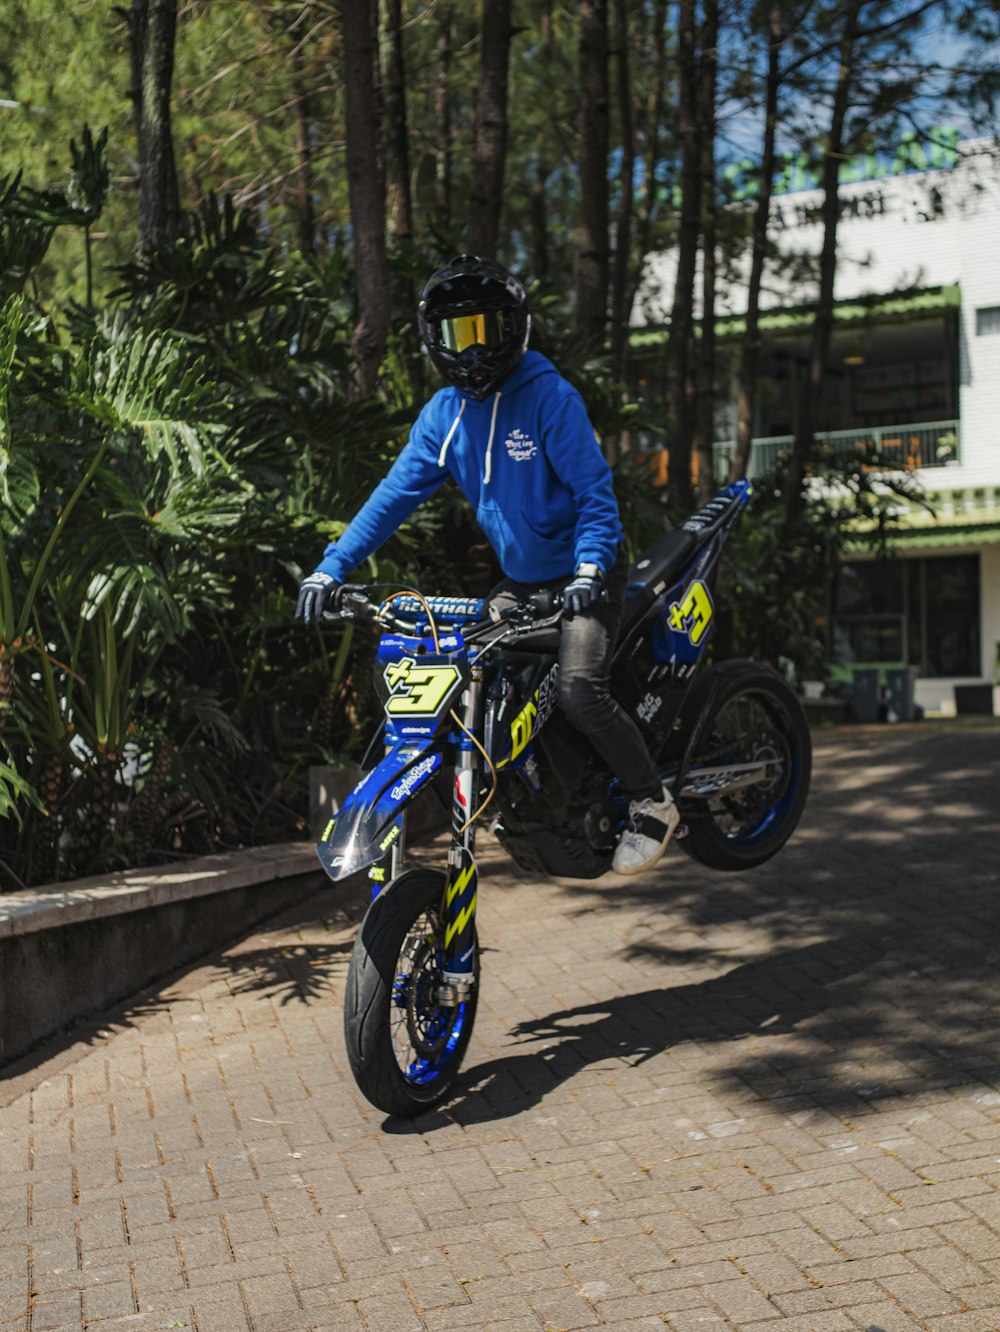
[317,479,811,1117]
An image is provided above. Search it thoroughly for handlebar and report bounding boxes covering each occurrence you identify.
[322,583,566,645]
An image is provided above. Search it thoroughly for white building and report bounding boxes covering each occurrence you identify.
[635,136,1000,715]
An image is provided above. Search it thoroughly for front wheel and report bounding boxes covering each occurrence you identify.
[343,868,479,1117]
[675,661,811,871]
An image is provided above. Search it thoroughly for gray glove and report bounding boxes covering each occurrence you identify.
[563,567,602,618]
[296,571,338,624]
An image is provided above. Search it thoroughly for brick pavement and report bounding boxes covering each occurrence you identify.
[1,718,999,1332]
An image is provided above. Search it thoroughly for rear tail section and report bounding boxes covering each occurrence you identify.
[612,479,753,747]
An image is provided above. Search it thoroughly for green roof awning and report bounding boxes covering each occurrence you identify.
[630,284,961,349]
[898,524,1000,548]
[844,515,1000,553]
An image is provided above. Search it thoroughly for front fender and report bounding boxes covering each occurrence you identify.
[316,739,444,882]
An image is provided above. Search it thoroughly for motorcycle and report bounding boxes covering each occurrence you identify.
[316,479,811,1117]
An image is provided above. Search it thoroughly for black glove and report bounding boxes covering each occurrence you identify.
[296,571,339,624]
[563,568,602,618]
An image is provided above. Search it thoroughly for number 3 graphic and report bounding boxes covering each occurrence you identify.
[384,658,461,716]
[667,580,714,645]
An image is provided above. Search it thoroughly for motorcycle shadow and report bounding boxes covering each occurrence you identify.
[411,911,998,1129]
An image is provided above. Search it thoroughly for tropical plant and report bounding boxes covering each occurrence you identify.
[0,156,418,886]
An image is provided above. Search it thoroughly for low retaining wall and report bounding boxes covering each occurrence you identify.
[0,767,453,1071]
[0,843,329,1068]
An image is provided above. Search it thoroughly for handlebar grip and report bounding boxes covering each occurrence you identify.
[527,589,562,616]
[323,584,374,621]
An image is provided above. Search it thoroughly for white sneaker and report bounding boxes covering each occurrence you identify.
[612,787,680,875]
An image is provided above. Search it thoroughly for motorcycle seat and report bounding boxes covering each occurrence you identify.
[620,528,698,636]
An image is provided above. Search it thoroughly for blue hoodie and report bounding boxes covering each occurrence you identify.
[314,351,623,585]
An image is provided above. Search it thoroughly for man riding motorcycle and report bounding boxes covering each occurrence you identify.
[296,255,678,875]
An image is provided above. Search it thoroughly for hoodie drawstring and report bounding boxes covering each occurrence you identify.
[436,391,502,485]
[437,399,466,467]
[483,391,501,486]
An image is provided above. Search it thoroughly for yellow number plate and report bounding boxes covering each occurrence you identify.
[384,657,462,717]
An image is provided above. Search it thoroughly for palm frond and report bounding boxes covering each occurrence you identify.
[0,216,56,297]
[0,294,25,489]
[150,487,248,539]
[111,194,284,333]
[66,126,111,225]
[0,746,42,826]
[81,314,229,473]
[82,562,184,639]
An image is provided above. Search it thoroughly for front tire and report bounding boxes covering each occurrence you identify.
[676,661,811,871]
[343,868,479,1117]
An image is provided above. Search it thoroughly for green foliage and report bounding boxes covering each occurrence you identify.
[0,293,24,469]
[67,126,111,224]
[0,178,57,298]
[1,121,906,886]
[0,148,413,885]
[0,749,42,830]
[714,456,929,680]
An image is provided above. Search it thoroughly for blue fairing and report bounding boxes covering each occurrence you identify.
[316,739,443,882]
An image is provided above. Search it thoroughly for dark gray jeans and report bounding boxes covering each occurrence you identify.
[487,548,663,801]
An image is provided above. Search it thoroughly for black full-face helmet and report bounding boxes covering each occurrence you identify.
[417,255,530,399]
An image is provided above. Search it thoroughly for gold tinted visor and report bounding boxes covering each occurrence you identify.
[439,310,507,352]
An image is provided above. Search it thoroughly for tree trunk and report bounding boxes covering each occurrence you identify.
[610,0,637,379]
[530,2,554,281]
[692,0,718,497]
[664,0,700,508]
[731,2,783,482]
[627,0,669,331]
[379,0,413,243]
[129,0,181,256]
[529,161,549,283]
[289,5,317,253]
[468,0,512,258]
[341,0,390,397]
[29,749,64,885]
[125,740,173,868]
[783,0,862,529]
[72,760,118,878]
[576,0,610,345]
[434,2,453,235]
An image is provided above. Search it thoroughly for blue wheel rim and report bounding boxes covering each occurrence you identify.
[701,692,800,847]
[390,910,472,1086]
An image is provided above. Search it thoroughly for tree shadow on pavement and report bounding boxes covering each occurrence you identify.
[222,937,356,1005]
[0,888,368,1100]
[445,921,999,1126]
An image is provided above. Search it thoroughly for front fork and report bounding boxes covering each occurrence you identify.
[439,671,484,1002]
[366,674,484,1003]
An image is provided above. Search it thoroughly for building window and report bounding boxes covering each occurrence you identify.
[833,554,980,677]
[975,306,1000,336]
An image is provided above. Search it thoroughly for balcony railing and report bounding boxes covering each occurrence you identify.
[713,419,960,481]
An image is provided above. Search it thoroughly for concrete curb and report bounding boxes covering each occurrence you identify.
[0,840,320,940]
[0,767,452,1071]
[0,842,334,1069]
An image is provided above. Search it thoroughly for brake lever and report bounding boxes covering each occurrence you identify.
[509,609,564,636]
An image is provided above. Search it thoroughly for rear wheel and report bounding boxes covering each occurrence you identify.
[676,662,811,871]
[343,869,479,1117]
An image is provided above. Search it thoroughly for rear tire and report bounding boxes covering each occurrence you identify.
[343,868,479,1117]
[676,661,811,871]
